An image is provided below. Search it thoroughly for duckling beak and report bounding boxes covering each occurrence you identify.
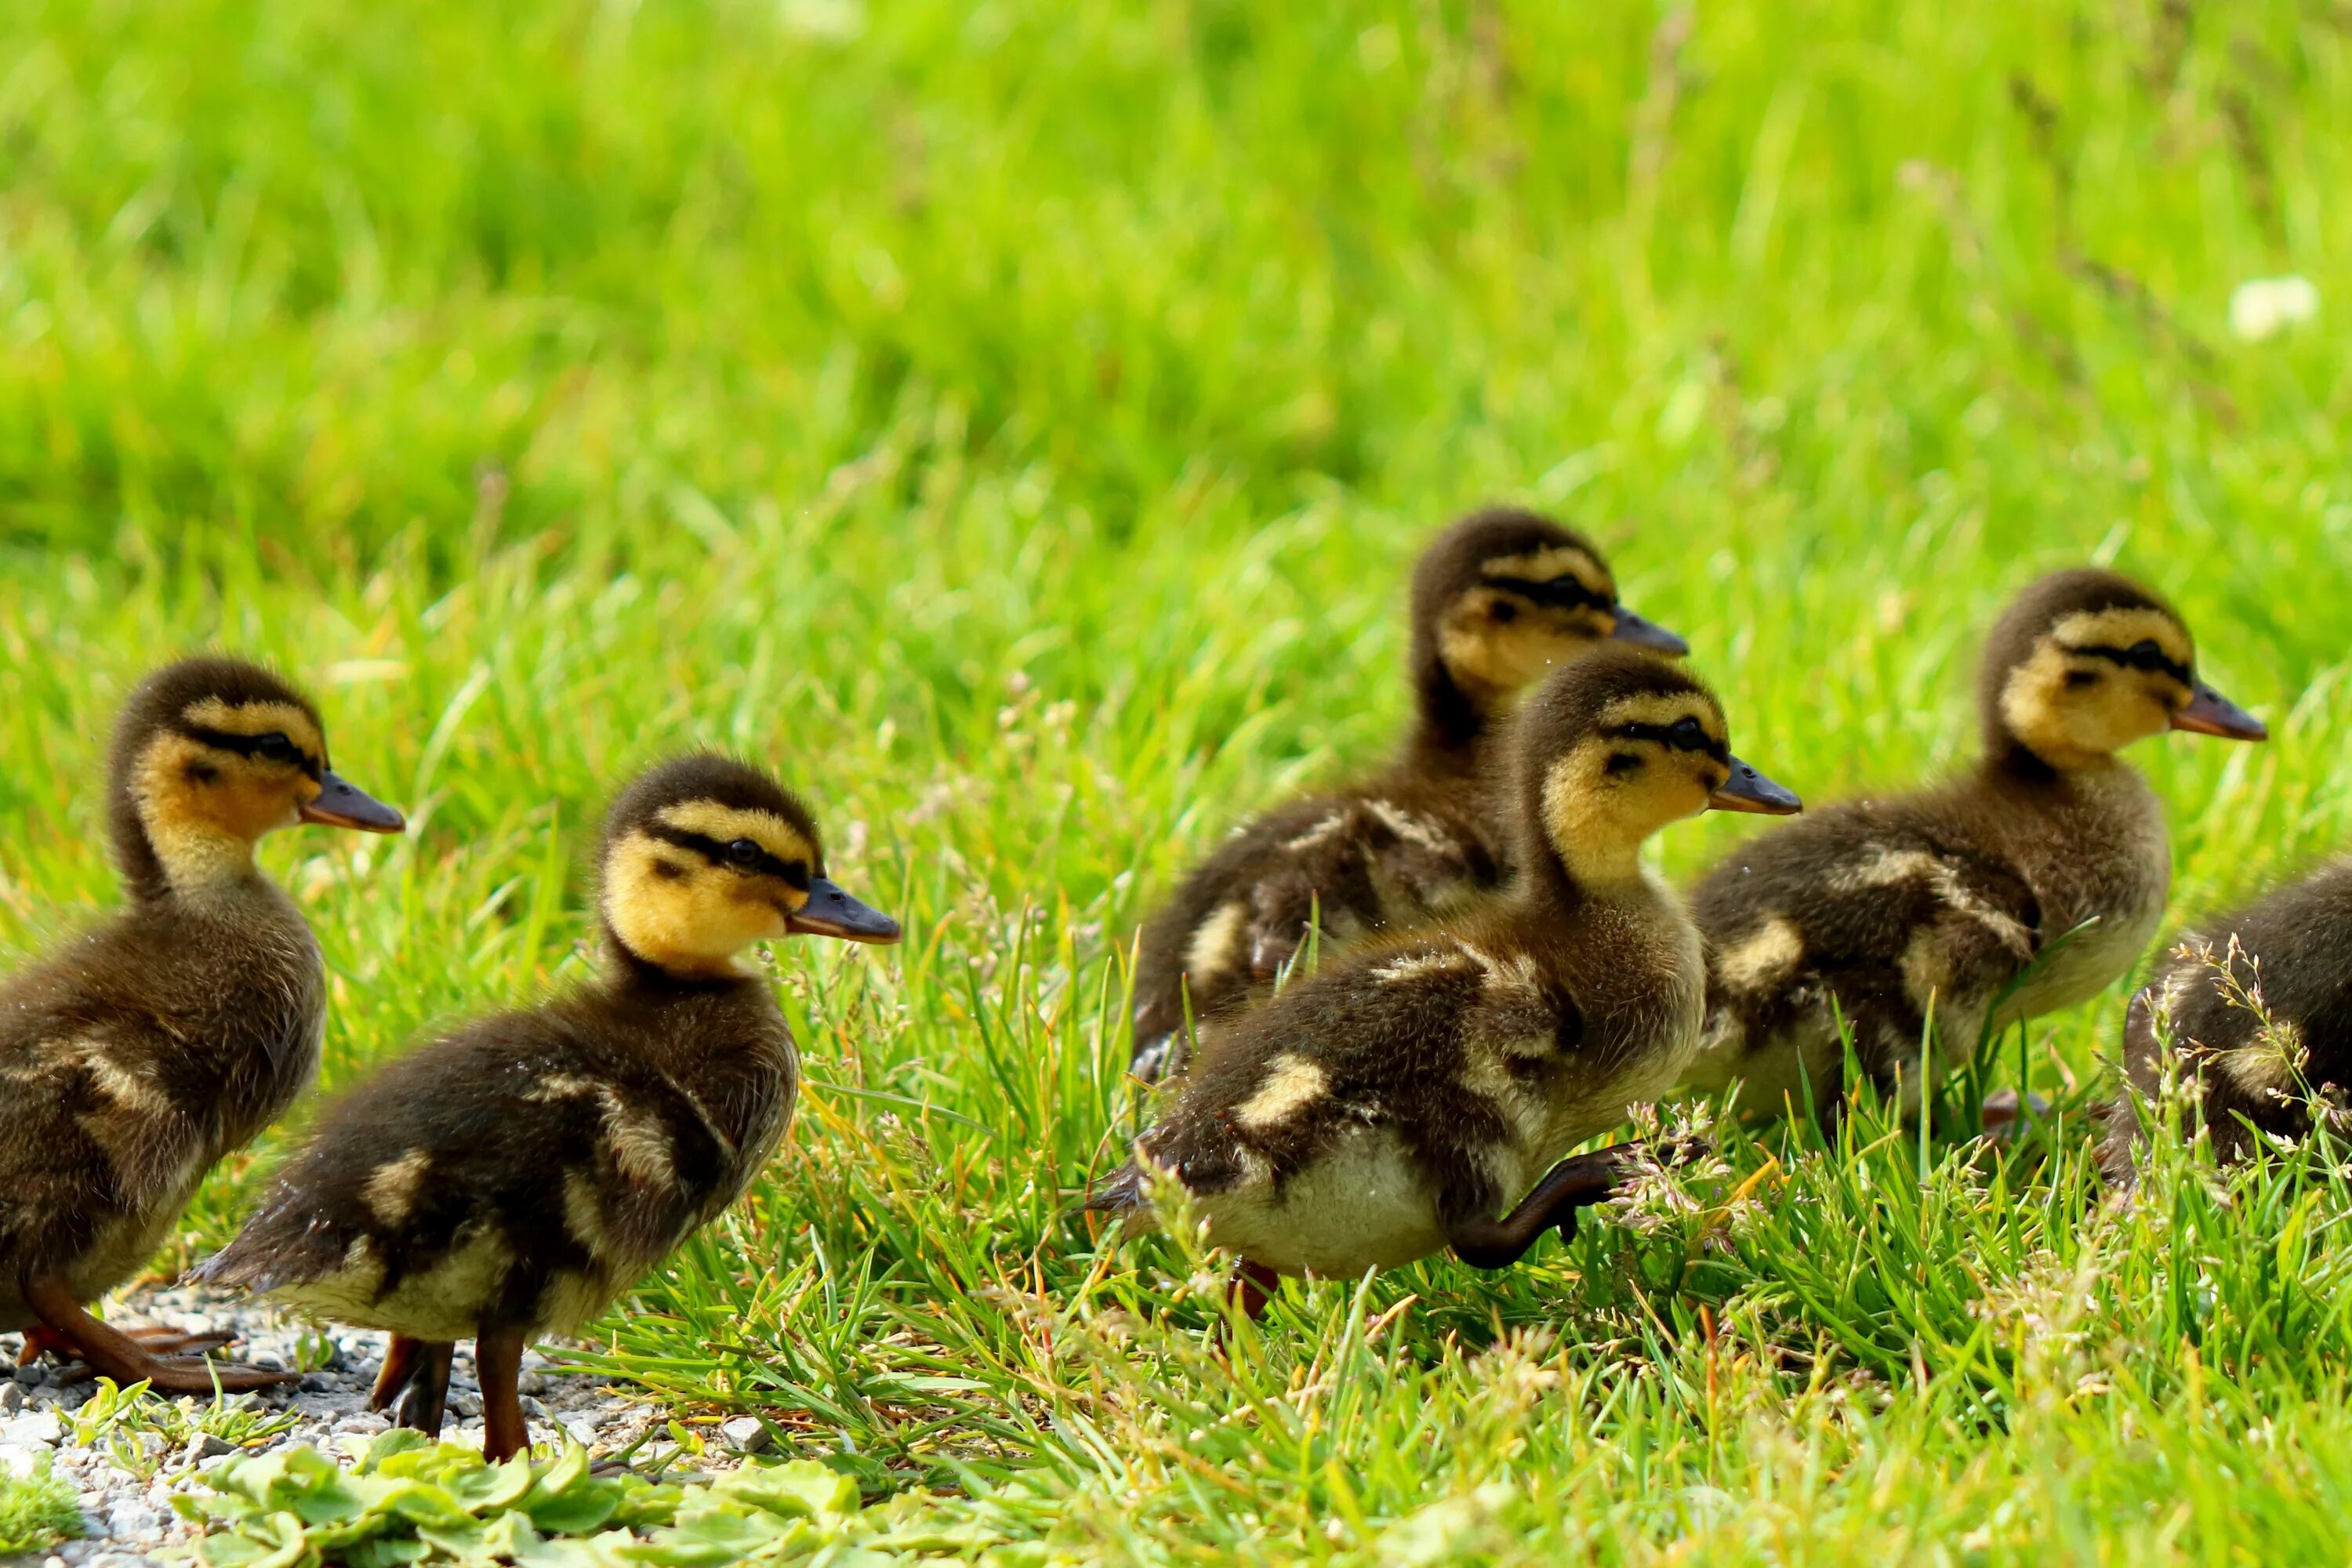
[299,771,408,833]
[1709,757,1802,815]
[787,877,903,945]
[1608,608,1689,656]
[2170,681,2268,741]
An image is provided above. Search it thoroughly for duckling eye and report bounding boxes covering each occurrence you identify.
[1668,717,1706,750]
[724,837,764,869]
[253,731,298,763]
[1490,599,1519,625]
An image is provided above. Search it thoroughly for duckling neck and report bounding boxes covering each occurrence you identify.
[599,924,764,992]
[1980,721,2111,789]
[1402,653,1491,775]
[1515,842,1645,916]
[109,785,261,903]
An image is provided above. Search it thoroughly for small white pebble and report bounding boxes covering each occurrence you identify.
[719,1416,771,1454]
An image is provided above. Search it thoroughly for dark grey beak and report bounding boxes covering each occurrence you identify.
[1709,757,1802,815]
[2170,681,2267,742]
[786,877,903,945]
[1609,607,1690,656]
[299,771,407,833]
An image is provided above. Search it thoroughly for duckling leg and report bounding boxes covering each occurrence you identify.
[18,1322,230,1363]
[1444,1147,1634,1270]
[376,1338,454,1436]
[475,1327,532,1462]
[18,1275,292,1392]
[1230,1261,1283,1321]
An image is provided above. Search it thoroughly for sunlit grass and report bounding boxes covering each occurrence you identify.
[2,0,2350,1559]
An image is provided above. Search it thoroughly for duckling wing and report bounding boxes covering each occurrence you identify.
[200,1011,759,1335]
[1131,790,1501,1072]
[1131,935,1569,1198]
[0,1007,213,1287]
[1692,806,2042,1097]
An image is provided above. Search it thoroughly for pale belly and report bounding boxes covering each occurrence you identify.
[1201,1127,1446,1279]
[267,1230,624,1343]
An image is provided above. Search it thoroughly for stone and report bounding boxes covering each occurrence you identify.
[181,1432,234,1461]
[558,1415,598,1449]
[3,1410,64,1446]
[0,1442,49,1478]
[332,1413,389,1436]
[0,1381,24,1414]
[719,1416,771,1454]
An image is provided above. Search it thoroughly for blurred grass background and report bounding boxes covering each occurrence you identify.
[2,0,2350,1560]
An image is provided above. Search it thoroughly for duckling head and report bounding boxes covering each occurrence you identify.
[1410,507,1687,748]
[1980,568,2267,775]
[1509,646,1798,891]
[109,656,405,900]
[597,753,902,981]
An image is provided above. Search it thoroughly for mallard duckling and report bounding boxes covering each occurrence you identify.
[1680,568,2267,1122]
[1,657,404,1391]
[2105,859,2352,1177]
[198,755,898,1461]
[1130,507,1686,1080]
[1092,648,1796,1289]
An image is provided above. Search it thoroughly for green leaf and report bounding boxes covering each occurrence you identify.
[709,1461,861,1520]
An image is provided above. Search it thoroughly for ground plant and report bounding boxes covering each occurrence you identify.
[2,0,2349,1561]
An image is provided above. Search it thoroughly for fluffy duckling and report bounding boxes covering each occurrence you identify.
[2,657,404,1391]
[1680,569,2266,1122]
[1130,507,1686,1080]
[1092,648,1796,1290]
[2105,860,2352,1177]
[198,755,898,1461]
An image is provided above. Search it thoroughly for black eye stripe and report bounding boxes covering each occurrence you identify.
[179,723,324,780]
[1606,720,1729,763]
[2068,643,2191,684]
[1483,575,1614,614]
[645,824,811,886]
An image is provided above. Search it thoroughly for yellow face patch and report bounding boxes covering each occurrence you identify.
[1540,694,1727,885]
[655,801,817,869]
[180,698,325,760]
[2001,606,2194,768]
[1481,546,1611,598]
[602,827,793,977]
[1439,592,1617,706]
[130,731,318,887]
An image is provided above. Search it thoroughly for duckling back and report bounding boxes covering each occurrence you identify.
[2106,858,2352,1177]
[198,973,796,1341]
[1,889,325,1329]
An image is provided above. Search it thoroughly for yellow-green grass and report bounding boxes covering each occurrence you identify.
[2,0,2349,1559]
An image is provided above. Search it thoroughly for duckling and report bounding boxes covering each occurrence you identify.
[2105,859,2352,1178]
[1679,568,2267,1123]
[1091,648,1797,1290]
[1,657,405,1391]
[1130,507,1686,1081]
[198,754,899,1461]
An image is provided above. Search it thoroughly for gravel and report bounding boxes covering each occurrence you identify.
[2,1287,685,1568]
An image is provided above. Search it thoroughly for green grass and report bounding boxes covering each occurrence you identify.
[0,1457,85,1557]
[2,0,2350,1559]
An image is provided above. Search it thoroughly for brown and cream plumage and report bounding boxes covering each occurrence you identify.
[198,754,900,1461]
[1129,507,1686,1081]
[2105,858,2352,1178]
[1679,569,2266,1123]
[1094,648,1796,1295]
[2,656,404,1391]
